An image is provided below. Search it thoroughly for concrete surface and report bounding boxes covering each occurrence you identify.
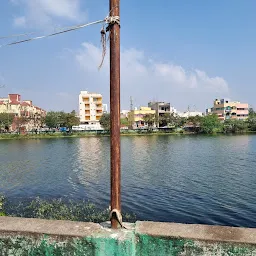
[136,221,256,244]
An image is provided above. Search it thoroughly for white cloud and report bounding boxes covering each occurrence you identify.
[11,0,86,29]
[13,16,26,27]
[73,42,229,111]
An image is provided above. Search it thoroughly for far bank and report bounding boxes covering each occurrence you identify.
[1,130,256,141]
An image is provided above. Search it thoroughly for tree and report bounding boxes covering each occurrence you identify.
[143,114,155,129]
[13,116,28,133]
[187,115,202,127]
[45,111,58,128]
[45,111,67,128]
[223,119,248,133]
[64,110,80,129]
[247,108,256,131]
[120,117,129,126]
[159,113,170,127]
[200,114,221,134]
[176,116,186,128]
[0,113,15,131]
[100,113,110,130]
[169,113,181,128]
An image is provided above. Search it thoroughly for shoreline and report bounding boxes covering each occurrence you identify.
[1,131,256,140]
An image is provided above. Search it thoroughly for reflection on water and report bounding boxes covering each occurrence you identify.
[0,135,256,227]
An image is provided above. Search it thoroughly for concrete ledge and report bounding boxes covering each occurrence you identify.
[0,216,106,238]
[0,217,256,255]
[136,221,256,244]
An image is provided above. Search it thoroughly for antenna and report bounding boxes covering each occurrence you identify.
[130,96,133,111]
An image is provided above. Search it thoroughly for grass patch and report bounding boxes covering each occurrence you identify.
[0,196,136,223]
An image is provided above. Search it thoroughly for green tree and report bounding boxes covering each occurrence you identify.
[176,116,186,128]
[0,113,15,131]
[143,114,156,129]
[247,108,256,131]
[223,119,248,133]
[64,110,80,129]
[187,115,202,126]
[100,113,110,130]
[200,114,221,134]
[45,111,58,128]
[120,117,129,126]
[45,111,68,128]
[159,113,171,127]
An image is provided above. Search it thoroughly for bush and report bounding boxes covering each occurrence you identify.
[2,196,136,223]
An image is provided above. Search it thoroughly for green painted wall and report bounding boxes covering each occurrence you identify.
[0,230,256,255]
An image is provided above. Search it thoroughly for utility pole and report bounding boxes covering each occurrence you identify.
[109,0,121,228]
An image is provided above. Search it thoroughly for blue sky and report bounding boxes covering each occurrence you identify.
[0,0,255,112]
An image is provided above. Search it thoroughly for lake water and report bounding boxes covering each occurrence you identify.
[1,135,256,227]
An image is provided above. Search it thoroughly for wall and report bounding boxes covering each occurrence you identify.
[0,216,256,255]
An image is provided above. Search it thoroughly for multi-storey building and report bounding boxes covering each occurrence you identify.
[0,94,46,131]
[207,99,249,120]
[148,101,173,127]
[128,107,156,129]
[79,91,103,125]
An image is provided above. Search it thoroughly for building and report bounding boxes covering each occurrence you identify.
[102,104,108,113]
[148,101,172,127]
[178,111,203,118]
[121,110,130,119]
[148,102,170,115]
[207,98,249,120]
[128,106,156,129]
[0,94,46,131]
[79,91,103,125]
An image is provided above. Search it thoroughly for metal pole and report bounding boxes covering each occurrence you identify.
[109,0,121,229]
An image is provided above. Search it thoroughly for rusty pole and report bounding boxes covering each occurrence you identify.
[109,0,121,228]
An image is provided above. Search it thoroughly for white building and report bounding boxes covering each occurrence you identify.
[177,111,203,118]
[103,104,108,113]
[170,106,177,114]
[121,110,130,118]
[79,91,103,125]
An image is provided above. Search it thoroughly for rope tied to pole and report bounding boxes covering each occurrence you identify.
[98,15,120,69]
[109,209,126,229]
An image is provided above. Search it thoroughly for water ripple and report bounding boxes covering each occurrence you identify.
[1,135,256,227]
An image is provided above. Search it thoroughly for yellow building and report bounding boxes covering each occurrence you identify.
[128,107,156,129]
[79,91,103,124]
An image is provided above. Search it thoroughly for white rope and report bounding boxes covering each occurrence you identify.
[105,16,120,26]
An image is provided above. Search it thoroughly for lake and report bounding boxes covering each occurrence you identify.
[1,135,256,227]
